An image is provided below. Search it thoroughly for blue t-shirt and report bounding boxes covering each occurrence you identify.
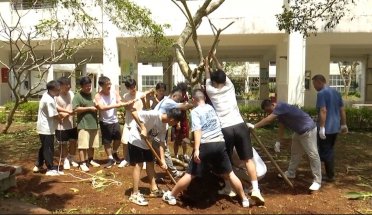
[154,96,179,114]
[273,102,316,134]
[191,104,224,143]
[316,86,344,134]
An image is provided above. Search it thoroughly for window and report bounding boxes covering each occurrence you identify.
[142,75,163,91]
[12,0,55,10]
[329,75,344,92]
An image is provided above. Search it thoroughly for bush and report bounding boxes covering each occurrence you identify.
[0,111,6,124]
[3,101,14,111]
[19,102,39,121]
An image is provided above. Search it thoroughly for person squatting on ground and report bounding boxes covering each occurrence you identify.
[248,99,322,191]
[127,108,184,206]
[204,53,264,205]
[120,78,146,168]
[312,74,348,182]
[33,80,69,176]
[162,89,250,208]
[72,76,100,172]
[173,82,191,163]
[153,87,195,179]
[94,76,135,169]
[55,77,79,170]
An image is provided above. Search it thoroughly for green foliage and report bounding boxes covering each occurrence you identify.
[0,111,6,124]
[276,0,356,37]
[3,102,14,111]
[19,102,39,122]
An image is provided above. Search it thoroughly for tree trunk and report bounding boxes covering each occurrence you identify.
[2,101,20,134]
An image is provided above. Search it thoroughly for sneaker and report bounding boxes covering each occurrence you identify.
[322,176,335,182]
[103,159,116,169]
[45,169,60,176]
[89,159,100,167]
[118,160,129,168]
[309,182,321,191]
[57,170,64,175]
[113,153,121,164]
[33,166,42,173]
[217,186,237,197]
[142,162,146,170]
[242,198,250,208]
[251,189,265,206]
[162,191,176,205]
[71,160,79,168]
[63,159,71,170]
[79,163,89,172]
[129,193,148,206]
[277,171,296,179]
[172,171,185,179]
[149,189,164,197]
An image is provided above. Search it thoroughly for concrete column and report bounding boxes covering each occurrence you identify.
[304,45,330,107]
[102,4,120,92]
[276,40,288,102]
[119,40,138,95]
[365,55,372,103]
[287,32,306,106]
[46,65,54,82]
[259,59,270,100]
[163,57,173,95]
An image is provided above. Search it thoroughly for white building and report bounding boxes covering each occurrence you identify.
[1,0,372,107]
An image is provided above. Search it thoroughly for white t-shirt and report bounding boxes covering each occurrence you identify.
[55,91,75,130]
[98,90,119,124]
[128,110,166,150]
[191,104,224,144]
[206,76,244,128]
[123,91,144,126]
[37,92,59,135]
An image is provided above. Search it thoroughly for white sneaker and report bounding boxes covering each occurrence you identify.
[129,192,148,206]
[45,169,60,176]
[241,198,250,208]
[217,186,237,197]
[89,159,100,167]
[162,191,176,205]
[309,182,321,191]
[71,161,79,168]
[80,163,89,172]
[251,189,265,206]
[142,162,146,170]
[57,170,64,175]
[118,160,129,168]
[33,166,41,173]
[63,159,70,170]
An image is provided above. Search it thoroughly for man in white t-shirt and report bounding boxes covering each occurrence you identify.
[162,89,249,208]
[33,80,68,176]
[204,53,264,206]
[119,78,146,168]
[95,76,135,168]
[55,77,79,170]
[127,108,183,206]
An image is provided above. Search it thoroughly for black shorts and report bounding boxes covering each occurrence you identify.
[221,122,253,160]
[128,143,154,164]
[186,142,232,177]
[55,128,78,142]
[99,121,121,145]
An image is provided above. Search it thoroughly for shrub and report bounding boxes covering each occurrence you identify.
[0,111,6,124]
[3,101,14,111]
[19,102,39,121]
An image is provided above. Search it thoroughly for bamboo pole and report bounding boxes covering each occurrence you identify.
[250,128,294,189]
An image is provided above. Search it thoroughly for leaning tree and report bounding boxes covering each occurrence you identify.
[0,0,169,133]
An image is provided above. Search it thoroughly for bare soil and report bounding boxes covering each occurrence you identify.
[0,122,371,214]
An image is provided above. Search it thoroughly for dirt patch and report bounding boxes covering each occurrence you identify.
[0,123,371,214]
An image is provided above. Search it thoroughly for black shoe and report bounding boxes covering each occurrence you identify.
[322,176,335,182]
[113,153,121,164]
[103,159,116,169]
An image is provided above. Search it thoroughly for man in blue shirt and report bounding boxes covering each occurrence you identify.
[312,74,348,182]
[248,99,322,191]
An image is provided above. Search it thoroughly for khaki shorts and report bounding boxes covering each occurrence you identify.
[78,129,99,149]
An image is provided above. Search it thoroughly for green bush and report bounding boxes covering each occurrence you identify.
[19,102,39,121]
[0,111,6,124]
[3,101,14,111]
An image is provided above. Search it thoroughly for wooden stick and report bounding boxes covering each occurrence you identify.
[139,133,177,185]
[250,128,294,189]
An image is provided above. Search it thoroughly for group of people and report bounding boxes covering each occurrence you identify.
[32,52,347,208]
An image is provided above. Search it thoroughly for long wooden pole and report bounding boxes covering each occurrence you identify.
[250,128,294,189]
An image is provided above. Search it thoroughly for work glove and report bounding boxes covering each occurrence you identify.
[246,123,255,129]
[340,125,348,134]
[274,141,280,153]
[319,127,326,140]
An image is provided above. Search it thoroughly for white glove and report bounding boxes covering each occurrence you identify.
[247,123,255,129]
[274,141,280,153]
[319,127,326,140]
[340,125,348,134]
